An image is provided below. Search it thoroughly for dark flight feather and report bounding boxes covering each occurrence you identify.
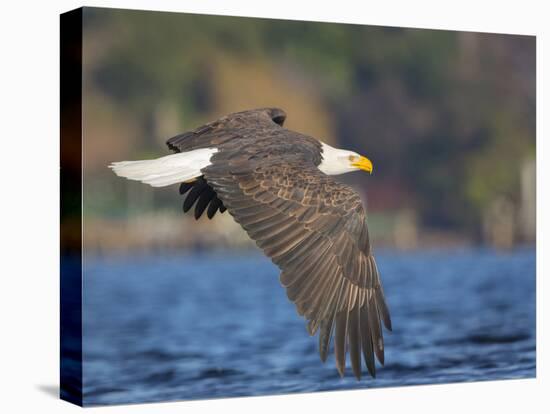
[183,179,208,212]
[348,302,362,380]
[207,197,223,219]
[195,187,216,219]
[179,177,226,219]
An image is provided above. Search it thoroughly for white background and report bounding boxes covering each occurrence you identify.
[0,0,547,412]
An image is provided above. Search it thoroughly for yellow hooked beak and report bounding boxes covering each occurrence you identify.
[351,155,373,174]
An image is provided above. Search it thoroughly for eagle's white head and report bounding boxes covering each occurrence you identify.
[318,142,373,176]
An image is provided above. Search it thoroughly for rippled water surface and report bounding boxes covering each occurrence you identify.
[81,248,535,406]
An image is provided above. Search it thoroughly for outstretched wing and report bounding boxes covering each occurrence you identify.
[203,157,392,379]
[166,108,295,220]
[166,107,288,153]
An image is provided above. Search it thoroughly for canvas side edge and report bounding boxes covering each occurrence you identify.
[60,7,84,407]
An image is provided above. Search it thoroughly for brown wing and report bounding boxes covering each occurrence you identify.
[203,158,392,379]
[166,107,288,153]
[166,108,297,219]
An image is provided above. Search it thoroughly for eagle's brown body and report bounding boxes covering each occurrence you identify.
[165,108,391,379]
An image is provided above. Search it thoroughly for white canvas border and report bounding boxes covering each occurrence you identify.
[0,0,546,412]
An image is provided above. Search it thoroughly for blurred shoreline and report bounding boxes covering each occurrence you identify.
[81,211,534,255]
[70,9,535,258]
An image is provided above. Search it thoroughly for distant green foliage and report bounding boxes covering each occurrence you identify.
[83,8,535,236]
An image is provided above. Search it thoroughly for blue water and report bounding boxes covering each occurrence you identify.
[82,248,535,406]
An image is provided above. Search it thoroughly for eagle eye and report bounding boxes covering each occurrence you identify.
[270,109,287,126]
[272,115,285,126]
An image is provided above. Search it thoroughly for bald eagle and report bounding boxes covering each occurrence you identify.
[110,108,392,379]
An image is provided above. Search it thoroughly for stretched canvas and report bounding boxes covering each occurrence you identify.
[60,6,536,407]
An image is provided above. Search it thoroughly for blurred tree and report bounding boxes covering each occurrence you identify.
[82,8,535,243]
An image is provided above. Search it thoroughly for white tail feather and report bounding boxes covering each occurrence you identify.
[109,148,218,187]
